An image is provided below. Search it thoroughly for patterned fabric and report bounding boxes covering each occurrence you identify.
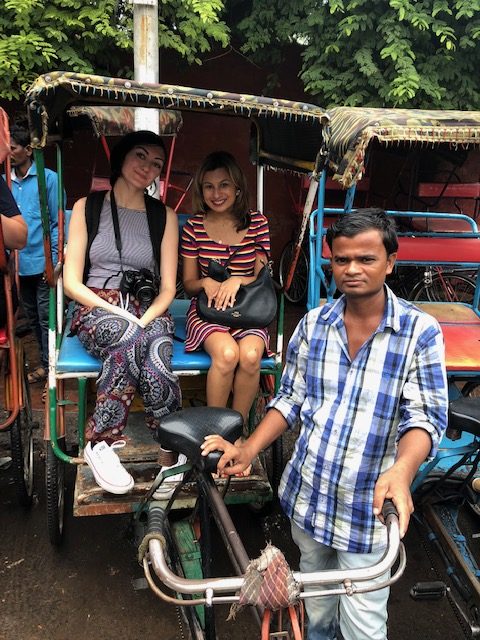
[66,106,183,138]
[269,286,448,554]
[328,106,480,188]
[86,198,156,290]
[25,72,328,174]
[180,211,271,352]
[72,289,181,442]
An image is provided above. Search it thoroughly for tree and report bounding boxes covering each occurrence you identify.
[233,0,480,109]
[0,0,229,100]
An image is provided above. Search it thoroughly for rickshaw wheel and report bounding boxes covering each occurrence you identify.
[279,241,308,305]
[46,438,66,545]
[462,381,480,398]
[249,378,284,514]
[410,272,475,303]
[10,362,35,506]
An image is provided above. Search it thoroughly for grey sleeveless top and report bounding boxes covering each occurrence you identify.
[86,199,156,289]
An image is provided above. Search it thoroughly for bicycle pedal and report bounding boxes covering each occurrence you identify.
[410,581,448,600]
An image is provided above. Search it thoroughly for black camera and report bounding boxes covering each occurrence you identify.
[119,268,160,304]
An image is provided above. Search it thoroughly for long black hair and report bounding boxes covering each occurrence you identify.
[109,130,166,187]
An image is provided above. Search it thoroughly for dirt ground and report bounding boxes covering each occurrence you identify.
[0,304,473,640]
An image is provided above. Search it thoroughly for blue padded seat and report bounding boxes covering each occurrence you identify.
[56,298,275,374]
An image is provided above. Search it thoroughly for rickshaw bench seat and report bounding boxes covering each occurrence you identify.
[56,299,276,374]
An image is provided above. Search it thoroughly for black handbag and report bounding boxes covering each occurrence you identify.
[197,245,277,329]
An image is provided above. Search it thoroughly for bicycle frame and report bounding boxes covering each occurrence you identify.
[145,475,405,604]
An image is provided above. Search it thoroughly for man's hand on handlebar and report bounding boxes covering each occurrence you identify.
[372,465,414,539]
[201,435,253,477]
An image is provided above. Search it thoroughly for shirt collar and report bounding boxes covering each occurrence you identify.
[320,284,401,333]
[11,160,36,182]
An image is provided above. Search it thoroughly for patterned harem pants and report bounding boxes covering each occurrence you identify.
[73,299,181,443]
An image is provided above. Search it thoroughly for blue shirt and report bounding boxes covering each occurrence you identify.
[8,162,59,276]
[269,286,448,554]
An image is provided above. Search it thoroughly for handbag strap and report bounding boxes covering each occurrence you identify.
[223,242,270,268]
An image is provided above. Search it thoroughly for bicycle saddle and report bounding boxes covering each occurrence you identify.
[449,397,480,437]
[155,407,244,472]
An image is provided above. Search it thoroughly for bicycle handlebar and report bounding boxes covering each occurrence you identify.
[144,498,406,606]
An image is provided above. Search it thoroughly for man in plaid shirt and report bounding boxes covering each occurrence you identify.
[202,209,448,640]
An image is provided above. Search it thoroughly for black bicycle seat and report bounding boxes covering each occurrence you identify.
[449,397,480,437]
[155,407,244,472]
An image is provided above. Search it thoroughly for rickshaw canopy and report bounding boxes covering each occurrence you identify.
[328,106,480,189]
[66,105,183,138]
[25,71,329,174]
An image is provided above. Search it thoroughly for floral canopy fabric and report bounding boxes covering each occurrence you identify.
[328,106,480,188]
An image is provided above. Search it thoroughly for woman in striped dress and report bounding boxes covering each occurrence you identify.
[181,151,271,421]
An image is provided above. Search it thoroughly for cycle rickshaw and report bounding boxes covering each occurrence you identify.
[0,107,36,506]
[307,106,480,637]
[23,72,406,639]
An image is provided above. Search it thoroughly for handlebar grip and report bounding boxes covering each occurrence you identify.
[147,505,167,535]
[381,499,398,520]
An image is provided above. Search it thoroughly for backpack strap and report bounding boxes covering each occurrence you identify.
[83,190,108,284]
[144,193,167,274]
[82,190,167,284]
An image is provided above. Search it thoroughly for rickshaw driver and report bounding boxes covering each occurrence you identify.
[202,209,448,640]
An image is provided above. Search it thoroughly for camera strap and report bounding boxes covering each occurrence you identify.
[110,190,125,272]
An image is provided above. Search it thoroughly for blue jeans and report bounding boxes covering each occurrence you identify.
[20,274,49,370]
[291,521,390,640]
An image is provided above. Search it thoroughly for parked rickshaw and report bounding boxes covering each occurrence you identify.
[23,72,407,639]
[0,107,35,506]
[308,106,480,637]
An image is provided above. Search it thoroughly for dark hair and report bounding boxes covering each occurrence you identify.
[109,130,167,186]
[326,208,398,255]
[10,121,31,148]
[192,151,251,231]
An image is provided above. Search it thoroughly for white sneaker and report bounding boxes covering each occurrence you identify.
[84,441,134,495]
[153,453,188,499]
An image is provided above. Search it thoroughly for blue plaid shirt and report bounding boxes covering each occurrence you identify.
[269,286,447,553]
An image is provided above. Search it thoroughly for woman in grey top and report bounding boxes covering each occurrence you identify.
[64,131,181,495]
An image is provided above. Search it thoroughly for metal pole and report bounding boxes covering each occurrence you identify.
[130,0,159,133]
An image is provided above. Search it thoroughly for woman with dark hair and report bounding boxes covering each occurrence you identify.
[64,130,181,495]
[181,151,271,422]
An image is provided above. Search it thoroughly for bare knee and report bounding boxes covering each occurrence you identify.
[239,347,262,375]
[212,346,239,374]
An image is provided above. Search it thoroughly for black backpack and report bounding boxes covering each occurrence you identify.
[82,190,167,284]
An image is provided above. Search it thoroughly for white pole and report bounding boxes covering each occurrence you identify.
[130,0,159,134]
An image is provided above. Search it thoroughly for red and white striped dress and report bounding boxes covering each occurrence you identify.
[180,211,271,352]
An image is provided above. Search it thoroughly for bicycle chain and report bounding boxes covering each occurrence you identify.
[176,606,187,640]
[413,515,471,639]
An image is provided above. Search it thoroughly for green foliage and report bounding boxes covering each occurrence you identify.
[234,0,480,109]
[0,0,229,100]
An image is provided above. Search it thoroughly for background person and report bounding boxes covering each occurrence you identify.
[201,209,448,640]
[64,130,181,495]
[181,151,271,422]
[8,119,60,395]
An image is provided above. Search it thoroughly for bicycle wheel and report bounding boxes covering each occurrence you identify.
[249,378,283,513]
[410,272,476,303]
[10,343,34,507]
[46,438,66,545]
[462,381,480,398]
[10,366,34,506]
[279,241,308,304]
